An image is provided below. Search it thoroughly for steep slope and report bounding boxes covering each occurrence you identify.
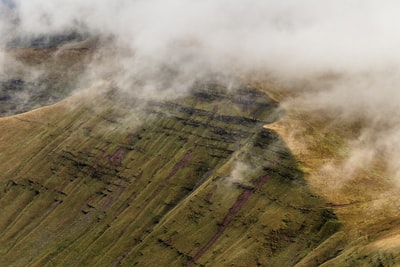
[258,84,400,266]
[0,84,339,266]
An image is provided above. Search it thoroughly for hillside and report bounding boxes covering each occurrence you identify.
[259,83,400,266]
[0,79,343,266]
[1,44,400,267]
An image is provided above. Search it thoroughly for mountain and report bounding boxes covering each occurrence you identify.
[0,40,400,267]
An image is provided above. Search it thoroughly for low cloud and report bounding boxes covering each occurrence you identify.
[2,1,400,184]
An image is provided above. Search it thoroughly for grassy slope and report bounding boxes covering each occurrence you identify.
[2,44,399,266]
[256,84,400,266]
[0,84,339,266]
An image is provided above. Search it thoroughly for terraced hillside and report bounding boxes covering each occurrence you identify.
[0,82,340,266]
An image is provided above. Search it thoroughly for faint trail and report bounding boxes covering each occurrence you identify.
[186,175,269,267]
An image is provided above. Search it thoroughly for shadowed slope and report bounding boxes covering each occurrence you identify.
[257,83,400,266]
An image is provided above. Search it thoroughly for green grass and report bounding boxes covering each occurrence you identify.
[0,84,340,266]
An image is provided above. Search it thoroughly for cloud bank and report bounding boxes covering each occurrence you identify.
[2,1,399,77]
[8,1,400,97]
[3,0,400,182]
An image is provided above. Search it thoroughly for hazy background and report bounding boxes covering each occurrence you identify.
[2,0,400,183]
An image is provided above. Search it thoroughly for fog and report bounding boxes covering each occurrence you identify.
[3,0,400,183]
[9,1,400,79]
